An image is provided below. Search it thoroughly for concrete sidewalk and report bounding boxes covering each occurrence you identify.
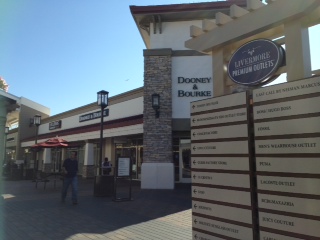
[0,178,192,240]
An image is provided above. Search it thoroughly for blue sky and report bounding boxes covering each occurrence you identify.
[1,0,319,115]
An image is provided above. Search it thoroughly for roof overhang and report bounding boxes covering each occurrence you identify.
[0,91,19,112]
[130,0,247,49]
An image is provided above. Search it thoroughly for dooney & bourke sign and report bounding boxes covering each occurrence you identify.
[228,39,285,86]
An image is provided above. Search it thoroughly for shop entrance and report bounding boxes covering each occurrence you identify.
[115,139,143,179]
[179,139,191,183]
[51,149,62,172]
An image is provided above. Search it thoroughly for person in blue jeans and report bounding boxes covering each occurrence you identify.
[61,151,78,205]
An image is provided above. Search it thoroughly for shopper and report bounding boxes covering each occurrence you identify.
[61,151,78,205]
[102,157,112,175]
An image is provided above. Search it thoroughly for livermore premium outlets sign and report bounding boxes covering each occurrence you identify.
[228,39,285,86]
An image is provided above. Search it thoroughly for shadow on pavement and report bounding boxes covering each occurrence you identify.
[1,178,192,240]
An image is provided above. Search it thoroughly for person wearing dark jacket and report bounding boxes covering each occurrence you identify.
[61,151,78,205]
[102,157,112,175]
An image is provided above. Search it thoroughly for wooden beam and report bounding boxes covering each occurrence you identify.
[185,0,320,53]
[202,19,216,32]
[190,25,203,38]
[230,4,249,19]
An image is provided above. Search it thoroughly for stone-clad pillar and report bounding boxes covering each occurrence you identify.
[0,96,16,171]
[142,48,174,189]
[0,104,6,171]
[83,142,94,179]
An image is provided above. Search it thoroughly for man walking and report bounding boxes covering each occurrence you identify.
[61,151,78,205]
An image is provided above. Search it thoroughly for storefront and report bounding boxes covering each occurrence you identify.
[18,1,245,189]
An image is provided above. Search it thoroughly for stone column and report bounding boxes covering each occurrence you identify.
[83,142,94,179]
[0,100,6,172]
[142,48,174,189]
[0,97,7,240]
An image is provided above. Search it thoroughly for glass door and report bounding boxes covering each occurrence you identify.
[115,144,143,179]
[179,139,191,183]
[51,149,62,172]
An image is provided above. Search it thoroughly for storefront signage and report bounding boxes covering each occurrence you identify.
[258,194,320,217]
[177,76,212,97]
[193,201,253,224]
[117,157,131,177]
[255,138,320,154]
[259,212,320,238]
[193,172,250,188]
[228,39,284,86]
[191,91,247,113]
[255,117,320,137]
[192,124,248,140]
[253,76,320,103]
[256,157,320,174]
[257,176,320,195]
[49,120,62,130]
[192,141,249,154]
[192,157,249,171]
[191,108,247,127]
[79,109,109,122]
[192,216,254,240]
[192,186,252,206]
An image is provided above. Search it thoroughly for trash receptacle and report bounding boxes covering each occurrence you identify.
[93,175,114,197]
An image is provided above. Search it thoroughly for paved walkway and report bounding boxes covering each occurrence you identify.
[0,178,192,240]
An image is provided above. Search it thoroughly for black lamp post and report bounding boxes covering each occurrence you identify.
[33,114,41,177]
[97,90,109,176]
[152,93,160,118]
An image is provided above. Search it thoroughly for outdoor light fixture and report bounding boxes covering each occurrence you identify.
[5,126,9,134]
[97,90,109,176]
[33,114,41,127]
[33,114,41,179]
[97,90,109,108]
[152,93,160,118]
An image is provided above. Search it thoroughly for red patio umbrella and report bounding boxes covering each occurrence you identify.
[31,137,69,148]
[31,137,69,173]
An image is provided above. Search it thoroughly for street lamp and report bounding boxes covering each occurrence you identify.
[97,90,109,176]
[33,114,41,178]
